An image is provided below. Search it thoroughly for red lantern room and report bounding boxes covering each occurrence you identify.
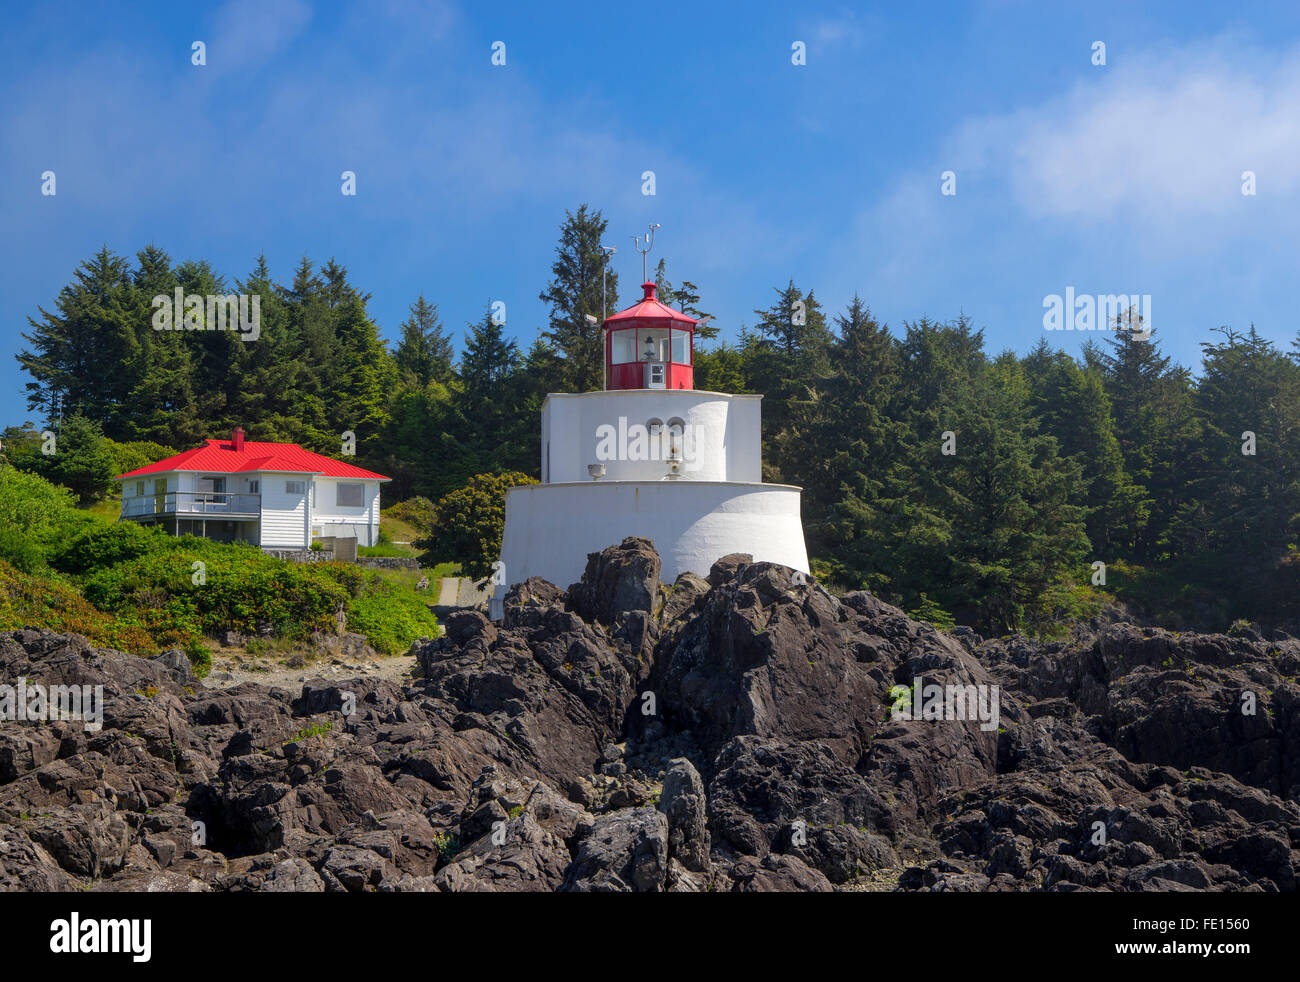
[603,282,696,390]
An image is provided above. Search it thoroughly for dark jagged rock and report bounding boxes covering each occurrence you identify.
[658,757,709,872]
[1,541,1298,892]
[567,536,662,627]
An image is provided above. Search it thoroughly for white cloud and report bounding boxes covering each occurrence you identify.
[952,37,1300,221]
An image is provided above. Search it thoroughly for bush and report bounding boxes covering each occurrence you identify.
[906,593,957,630]
[50,520,165,574]
[185,638,212,678]
[342,576,440,655]
[0,526,46,573]
[82,541,351,642]
[0,558,158,654]
[384,496,436,535]
[0,462,78,541]
[416,472,537,580]
[103,439,177,479]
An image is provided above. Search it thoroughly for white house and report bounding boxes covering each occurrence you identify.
[493,281,808,617]
[114,427,390,549]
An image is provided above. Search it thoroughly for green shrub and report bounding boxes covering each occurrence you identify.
[906,593,957,630]
[50,520,165,574]
[0,526,46,573]
[103,439,177,479]
[384,496,436,535]
[320,562,367,597]
[185,638,212,678]
[342,575,440,655]
[416,472,536,580]
[0,558,158,653]
[0,462,78,542]
[82,541,350,642]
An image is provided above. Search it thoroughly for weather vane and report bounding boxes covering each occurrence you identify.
[630,223,661,283]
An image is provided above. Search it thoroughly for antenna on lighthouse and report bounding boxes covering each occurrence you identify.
[630,223,660,283]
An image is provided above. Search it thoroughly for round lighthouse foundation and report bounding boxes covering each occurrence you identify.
[491,479,808,616]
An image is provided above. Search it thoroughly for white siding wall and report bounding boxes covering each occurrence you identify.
[311,478,381,546]
[259,473,309,548]
[118,472,174,514]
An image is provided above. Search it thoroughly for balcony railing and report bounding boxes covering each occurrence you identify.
[121,491,261,519]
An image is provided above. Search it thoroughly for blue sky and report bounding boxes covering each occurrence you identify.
[3,0,1299,427]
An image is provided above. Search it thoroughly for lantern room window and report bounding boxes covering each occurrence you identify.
[670,327,691,365]
[610,329,637,364]
[637,327,668,362]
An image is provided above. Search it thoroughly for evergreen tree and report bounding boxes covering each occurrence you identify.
[748,281,833,477]
[1096,315,1199,561]
[39,413,117,504]
[17,247,138,430]
[539,205,619,392]
[124,245,205,447]
[232,254,302,442]
[1022,339,1142,554]
[394,295,454,387]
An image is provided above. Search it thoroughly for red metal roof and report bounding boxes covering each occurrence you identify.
[115,438,391,481]
[604,282,698,326]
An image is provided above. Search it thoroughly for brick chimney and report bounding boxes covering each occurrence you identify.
[231,426,245,451]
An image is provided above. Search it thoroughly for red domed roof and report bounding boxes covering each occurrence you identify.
[604,282,698,326]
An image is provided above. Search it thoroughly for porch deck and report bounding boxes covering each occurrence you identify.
[121,491,261,520]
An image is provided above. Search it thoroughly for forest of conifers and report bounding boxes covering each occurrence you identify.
[13,206,1300,635]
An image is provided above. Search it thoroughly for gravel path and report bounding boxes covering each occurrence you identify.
[202,652,420,691]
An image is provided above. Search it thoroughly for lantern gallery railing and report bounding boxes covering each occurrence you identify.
[121,491,261,518]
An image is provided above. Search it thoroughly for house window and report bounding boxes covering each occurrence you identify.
[286,480,305,494]
[135,481,144,496]
[248,480,259,494]
[336,483,363,508]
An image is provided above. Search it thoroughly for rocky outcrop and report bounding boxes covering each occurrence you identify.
[2,540,1298,892]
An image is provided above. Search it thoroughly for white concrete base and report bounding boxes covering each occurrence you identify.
[490,480,809,618]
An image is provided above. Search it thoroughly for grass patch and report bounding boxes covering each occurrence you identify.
[379,513,422,545]
[358,540,418,558]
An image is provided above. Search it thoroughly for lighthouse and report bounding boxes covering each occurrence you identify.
[491,256,810,618]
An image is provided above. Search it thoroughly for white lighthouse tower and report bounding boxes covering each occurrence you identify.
[491,249,809,618]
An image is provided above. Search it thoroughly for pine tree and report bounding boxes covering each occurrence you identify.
[394,295,454,387]
[17,247,139,431]
[231,254,301,441]
[1097,315,1199,561]
[123,245,205,446]
[788,297,899,561]
[539,205,619,392]
[1022,339,1143,554]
